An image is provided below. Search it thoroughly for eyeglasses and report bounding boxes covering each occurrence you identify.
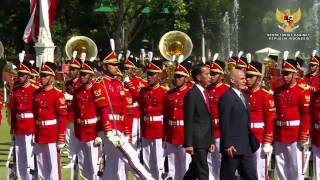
[210,72,219,76]
[18,72,27,77]
[174,74,185,79]
[281,71,291,76]
[147,71,156,76]
[40,73,50,77]
[80,72,88,76]
[245,74,254,79]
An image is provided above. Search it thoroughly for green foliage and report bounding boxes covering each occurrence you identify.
[172,0,190,32]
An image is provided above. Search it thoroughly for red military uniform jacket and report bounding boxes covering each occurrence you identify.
[65,78,82,123]
[311,91,320,147]
[73,82,102,142]
[93,75,129,135]
[305,73,320,92]
[246,88,276,144]
[10,82,39,135]
[163,84,191,144]
[140,84,167,139]
[207,82,229,139]
[273,83,311,143]
[125,75,148,100]
[33,87,68,144]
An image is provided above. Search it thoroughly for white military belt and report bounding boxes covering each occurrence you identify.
[276,120,300,127]
[16,113,34,119]
[36,119,57,126]
[169,120,184,126]
[213,118,219,125]
[77,117,98,125]
[314,122,320,129]
[144,115,163,122]
[109,114,122,121]
[250,122,264,128]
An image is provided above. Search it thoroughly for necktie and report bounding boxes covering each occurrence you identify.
[240,92,246,108]
[203,90,210,110]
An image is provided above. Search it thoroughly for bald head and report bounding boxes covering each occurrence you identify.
[229,69,246,90]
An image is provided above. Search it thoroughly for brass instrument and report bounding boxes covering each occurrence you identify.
[263,56,280,90]
[65,36,98,61]
[159,31,193,61]
[159,31,193,88]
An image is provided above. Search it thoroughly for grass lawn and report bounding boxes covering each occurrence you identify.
[0,108,73,179]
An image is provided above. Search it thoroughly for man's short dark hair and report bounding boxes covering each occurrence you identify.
[191,64,205,83]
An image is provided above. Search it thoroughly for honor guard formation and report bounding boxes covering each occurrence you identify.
[2,31,320,180]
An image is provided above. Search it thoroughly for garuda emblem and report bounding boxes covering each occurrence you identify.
[276,8,301,32]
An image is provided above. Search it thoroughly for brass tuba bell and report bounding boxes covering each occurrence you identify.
[65,36,98,60]
[159,31,193,62]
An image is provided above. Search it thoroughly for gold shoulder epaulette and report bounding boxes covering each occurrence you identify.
[161,85,170,91]
[262,88,273,94]
[54,87,62,92]
[298,84,308,90]
[96,76,104,83]
[224,83,230,87]
[31,83,39,89]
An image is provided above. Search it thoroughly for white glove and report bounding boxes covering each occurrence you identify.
[298,141,309,151]
[262,143,273,154]
[106,131,121,147]
[64,93,73,100]
[94,137,102,146]
[124,76,130,83]
[57,142,66,151]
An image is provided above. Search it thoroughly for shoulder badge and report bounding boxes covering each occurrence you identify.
[94,88,102,97]
[59,97,66,104]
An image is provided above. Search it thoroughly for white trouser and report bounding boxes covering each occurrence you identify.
[142,138,165,180]
[76,139,99,180]
[313,145,320,180]
[253,145,269,180]
[131,118,141,151]
[207,138,221,180]
[66,122,77,159]
[15,134,34,180]
[34,143,60,180]
[165,143,191,180]
[103,131,153,180]
[274,141,304,180]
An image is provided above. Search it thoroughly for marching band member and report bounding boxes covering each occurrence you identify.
[140,58,167,179]
[207,57,229,180]
[235,51,247,72]
[33,62,68,179]
[123,54,148,150]
[10,61,38,179]
[245,61,276,180]
[163,58,192,179]
[305,51,320,92]
[310,88,320,180]
[64,55,82,168]
[94,39,153,180]
[273,59,311,180]
[72,61,100,179]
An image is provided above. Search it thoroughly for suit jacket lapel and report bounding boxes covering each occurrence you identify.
[230,89,247,111]
[194,86,211,113]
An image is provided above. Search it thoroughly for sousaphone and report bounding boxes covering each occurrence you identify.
[65,36,98,60]
[159,31,193,88]
[159,31,193,62]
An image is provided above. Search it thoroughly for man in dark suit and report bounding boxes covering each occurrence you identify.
[218,69,258,180]
[183,64,216,180]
